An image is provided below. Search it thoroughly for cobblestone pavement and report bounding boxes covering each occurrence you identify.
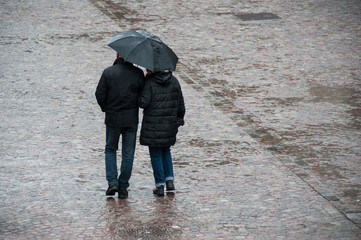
[1,0,360,239]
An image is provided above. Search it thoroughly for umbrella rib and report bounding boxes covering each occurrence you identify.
[125,38,153,69]
[126,38,149,57]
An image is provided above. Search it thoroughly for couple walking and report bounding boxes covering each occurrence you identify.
[95,52,185,199]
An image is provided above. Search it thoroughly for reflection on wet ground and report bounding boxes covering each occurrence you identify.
[1,0,361,238]
[105,195,182,239]
[176,58,360,218]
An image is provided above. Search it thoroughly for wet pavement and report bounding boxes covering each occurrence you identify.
[1,0,360,239]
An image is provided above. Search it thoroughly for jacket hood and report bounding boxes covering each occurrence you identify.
[152,71,173,85]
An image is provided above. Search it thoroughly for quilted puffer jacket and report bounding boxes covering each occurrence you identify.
[138,71,185,147]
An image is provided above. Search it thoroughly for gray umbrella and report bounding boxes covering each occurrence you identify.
[108,30,178,72]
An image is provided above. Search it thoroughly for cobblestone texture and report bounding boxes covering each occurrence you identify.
[1,0,360,239]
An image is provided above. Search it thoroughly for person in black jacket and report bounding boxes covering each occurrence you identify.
[95,53,145,199]
[138,70,185,196]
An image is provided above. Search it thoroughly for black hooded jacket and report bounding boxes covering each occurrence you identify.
[95,58,145,128]
[138,71,185,147]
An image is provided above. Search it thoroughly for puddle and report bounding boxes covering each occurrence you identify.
[310,84,361,128]
[342,186,361,198]
[235,12,281,21]
[309,84,360,106]
[312,162,346,179]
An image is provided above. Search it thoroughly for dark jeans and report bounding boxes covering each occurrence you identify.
[105,125,137,189]
[149,146,174,187]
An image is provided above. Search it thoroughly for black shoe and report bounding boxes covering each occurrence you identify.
[166,180,175,191]
[106,184,118,196]
[118,188,128,199]
[153,186,164,196]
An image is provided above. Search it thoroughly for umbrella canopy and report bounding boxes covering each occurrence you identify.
[108,30,178,72]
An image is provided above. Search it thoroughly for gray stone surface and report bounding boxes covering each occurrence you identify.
[1,0,360,239]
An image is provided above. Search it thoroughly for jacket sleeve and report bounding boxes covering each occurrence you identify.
[138,74,146,96]
[95,70,108,112]
[138,80,152,109]
[177,81,185,119]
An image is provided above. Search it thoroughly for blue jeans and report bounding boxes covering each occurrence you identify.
[105,125,137,189]
[149,146,174,187]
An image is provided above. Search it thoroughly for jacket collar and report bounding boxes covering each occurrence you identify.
[113,58,132,65]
